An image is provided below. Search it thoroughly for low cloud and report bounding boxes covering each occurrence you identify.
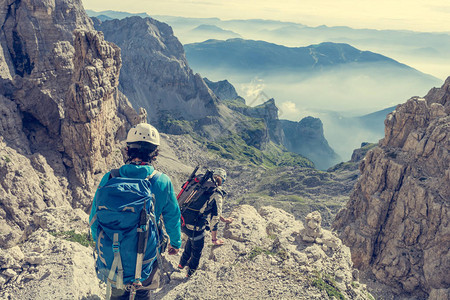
[279,101,300,120]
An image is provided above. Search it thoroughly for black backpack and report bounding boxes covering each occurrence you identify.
[177,167,217,229]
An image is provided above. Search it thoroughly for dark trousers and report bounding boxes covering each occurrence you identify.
[179,235,205,272]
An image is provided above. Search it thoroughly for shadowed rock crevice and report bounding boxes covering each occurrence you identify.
[11,29,33,76]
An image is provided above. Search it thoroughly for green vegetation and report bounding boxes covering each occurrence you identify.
[3,155,11,163]
[159,111,196,134]
[267,234,277,240]
[367,293,375,300]
[248,246,277,260]
[247,245,288,260]
[223,98,248,109]
[279,195,305,202]
[361,142,377,151]
[50,230,94,248]
[311,272,345,300]
[327,161,356,172]
[207,134,313,169]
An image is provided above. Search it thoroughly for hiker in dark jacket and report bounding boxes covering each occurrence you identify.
[89,123,181,300]
[178,168,233,277]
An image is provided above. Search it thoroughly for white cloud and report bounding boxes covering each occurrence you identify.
[278,101,300,120]
[238,77,268,106]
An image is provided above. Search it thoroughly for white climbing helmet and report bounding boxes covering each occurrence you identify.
[212,168,227,182]
[126,123,160,146]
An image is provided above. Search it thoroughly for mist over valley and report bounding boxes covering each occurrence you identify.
[87,10,446,161]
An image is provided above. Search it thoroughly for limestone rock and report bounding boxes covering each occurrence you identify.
[281,117,341,169]
[6,246,24,262]
[223,205,267,243]
[204,78,240,101]
[0,228,104,300]
[160,205,367,300]
[301,211,323,242]
[2,269,16,278]
[93,16,220,129]
[334,78,450,298]
[0,0,140,248]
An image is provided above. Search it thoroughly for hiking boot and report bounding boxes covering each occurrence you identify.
[186,268,195,277]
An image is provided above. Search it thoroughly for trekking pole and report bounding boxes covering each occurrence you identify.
[184,170,213,205]
[177,165,199,200]
[130,201,148,300]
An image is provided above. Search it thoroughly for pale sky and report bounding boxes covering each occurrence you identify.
[82,0,450,32]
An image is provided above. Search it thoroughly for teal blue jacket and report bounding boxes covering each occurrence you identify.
[89,164,182,249]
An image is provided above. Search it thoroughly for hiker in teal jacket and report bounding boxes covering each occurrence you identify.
[89,165,182,249]
[89,123,181,300]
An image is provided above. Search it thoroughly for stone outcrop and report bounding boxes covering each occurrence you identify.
[0,204,372,299]
[92,16,220,130]
[0,0,140,248]
[281,117,341,169]
[204,77,242,102]
[334,79,450,298]
[0,207,103,299]
[159,205,371,299]
[223,98,285,148]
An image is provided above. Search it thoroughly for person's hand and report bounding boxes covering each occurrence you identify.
[222,217,233,224]
[212,238,225,246]
[167,245,179,255]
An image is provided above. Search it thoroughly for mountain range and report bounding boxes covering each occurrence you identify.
[1,5,448,300]
[183,38,441,159]
[184,39,424,73]
[86,10,444,160]
[91,16,340,169]
[148,15,450,79]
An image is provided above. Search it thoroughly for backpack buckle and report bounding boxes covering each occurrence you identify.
[113,243,120,253]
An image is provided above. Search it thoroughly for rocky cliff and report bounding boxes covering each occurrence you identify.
[203,77,242,102]
[0,0,140,248]
[334,79,450,299]
[92,16,220,130]
[281,117,341,170]
[92,16,342,169]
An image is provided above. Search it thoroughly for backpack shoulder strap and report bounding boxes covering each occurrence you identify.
[109,168,120,179]
[146,170,162,184]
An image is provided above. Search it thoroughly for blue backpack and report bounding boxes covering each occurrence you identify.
[90,169,162,298]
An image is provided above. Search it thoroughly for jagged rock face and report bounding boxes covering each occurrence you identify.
[93,17,220,129]
[0,0,140,248]
[203,77,241,101]
[334,79,450,298]
[281,117,341,170]
[350,142,376,163]
[224,98,284,148]
[61,29,138,205]
[0,0,92,128]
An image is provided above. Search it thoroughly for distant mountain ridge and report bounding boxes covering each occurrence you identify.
[86,9,150,19]
[184,38,437,78]
[92,17,320,169]
[192,24,241,36]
